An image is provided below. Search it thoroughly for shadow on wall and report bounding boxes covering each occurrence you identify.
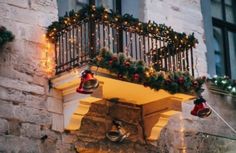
[73,99,159,153]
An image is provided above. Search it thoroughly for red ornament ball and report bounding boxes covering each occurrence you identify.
[124,61,130,67]
[109,60,113,65]
[133,73,140,81]
[178,77,185,84]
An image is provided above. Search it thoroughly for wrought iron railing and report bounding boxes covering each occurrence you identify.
[50,6,197,75]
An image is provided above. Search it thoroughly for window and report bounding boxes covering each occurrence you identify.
[211,0,236,79]
[57,0,121,17]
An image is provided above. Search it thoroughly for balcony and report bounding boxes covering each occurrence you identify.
[47,5,197,76]
[47,5,202,142]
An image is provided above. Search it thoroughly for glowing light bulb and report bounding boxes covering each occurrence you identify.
[222,80,227,84]
[232,87,236,93]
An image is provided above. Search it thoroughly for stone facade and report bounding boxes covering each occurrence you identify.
[0,0,236,153]
[0,0,71,152]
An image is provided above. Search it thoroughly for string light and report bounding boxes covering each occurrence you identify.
[41,36,55,78]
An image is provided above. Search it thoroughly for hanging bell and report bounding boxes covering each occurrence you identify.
[76,70,99,94]
[81,70,99,90]
[76,81,93,94]
[106,120,130,142]
[191,97,212,118]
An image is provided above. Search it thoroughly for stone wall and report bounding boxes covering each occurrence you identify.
[0,0,74,152]
[143,0,207,76]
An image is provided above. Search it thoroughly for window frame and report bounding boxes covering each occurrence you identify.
[211,0,236,78]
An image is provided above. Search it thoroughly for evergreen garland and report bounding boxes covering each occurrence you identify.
[91,48,205,95]
[46,5,198,50]
[209,76,236,96]
[0,26,14,47]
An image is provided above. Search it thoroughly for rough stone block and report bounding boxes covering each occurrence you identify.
[62,134,77,144]
[48,88,63,100]
[2,0,29,9]
[15,106,52,125]
[0,135,40,153]
[77,116,107,139]
[20,123,41,138]
[25,94,47,110]
[52,113,64,132]
[109,102,141,124]
[0,118,8,134]
[8,119,21,136]
[0,76,45,95]
[0,86,26,104]
[0,100,15,119]
[30,0,58,14]
[47,97,63,114]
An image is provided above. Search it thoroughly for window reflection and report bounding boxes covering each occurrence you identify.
[213,27,225,76]
[57,0,89,17]
[211,0,223,20]
[228,31,236,79]
[225,0,236,24]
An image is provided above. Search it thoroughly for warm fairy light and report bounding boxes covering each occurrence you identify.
[41,37,55,78]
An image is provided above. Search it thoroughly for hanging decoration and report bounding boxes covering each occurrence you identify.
[190,96,212,118]
[0,26,14,47]
[91,48,205,94]
[106,120,130,143]
[208,76,236,96]
[46,5,198,50]
[76,70,99,94]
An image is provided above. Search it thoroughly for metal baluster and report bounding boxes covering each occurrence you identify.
[80,24,83,63]
[186,47,189,72]
[125,31,128,56]
[76,25,79,65]
[143,35,146,63]
[190,47,194,76]
[135,33,138,60]
[130,32,133,58]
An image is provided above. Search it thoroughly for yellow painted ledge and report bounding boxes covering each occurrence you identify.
[51,67,195,141]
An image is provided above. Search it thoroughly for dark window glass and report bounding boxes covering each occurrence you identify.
[95,0,115,10]
[211,0,223,20]
[225,0,236,24]
[211,0,236,78]
[213,27,226,76]
[57,0,89,17]
[228,31,236,79]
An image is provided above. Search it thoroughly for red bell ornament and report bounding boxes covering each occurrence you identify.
[76,70,99,94]
[191,97,212,118]
[76,81,93,94]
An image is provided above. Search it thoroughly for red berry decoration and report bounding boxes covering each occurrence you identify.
[124,61,130,67]
[112,56,118,61]
[178,77,185,84]
[133,73,139,81]
[109,60,113,65]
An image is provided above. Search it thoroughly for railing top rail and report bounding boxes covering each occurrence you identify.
[46,5,198,50]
